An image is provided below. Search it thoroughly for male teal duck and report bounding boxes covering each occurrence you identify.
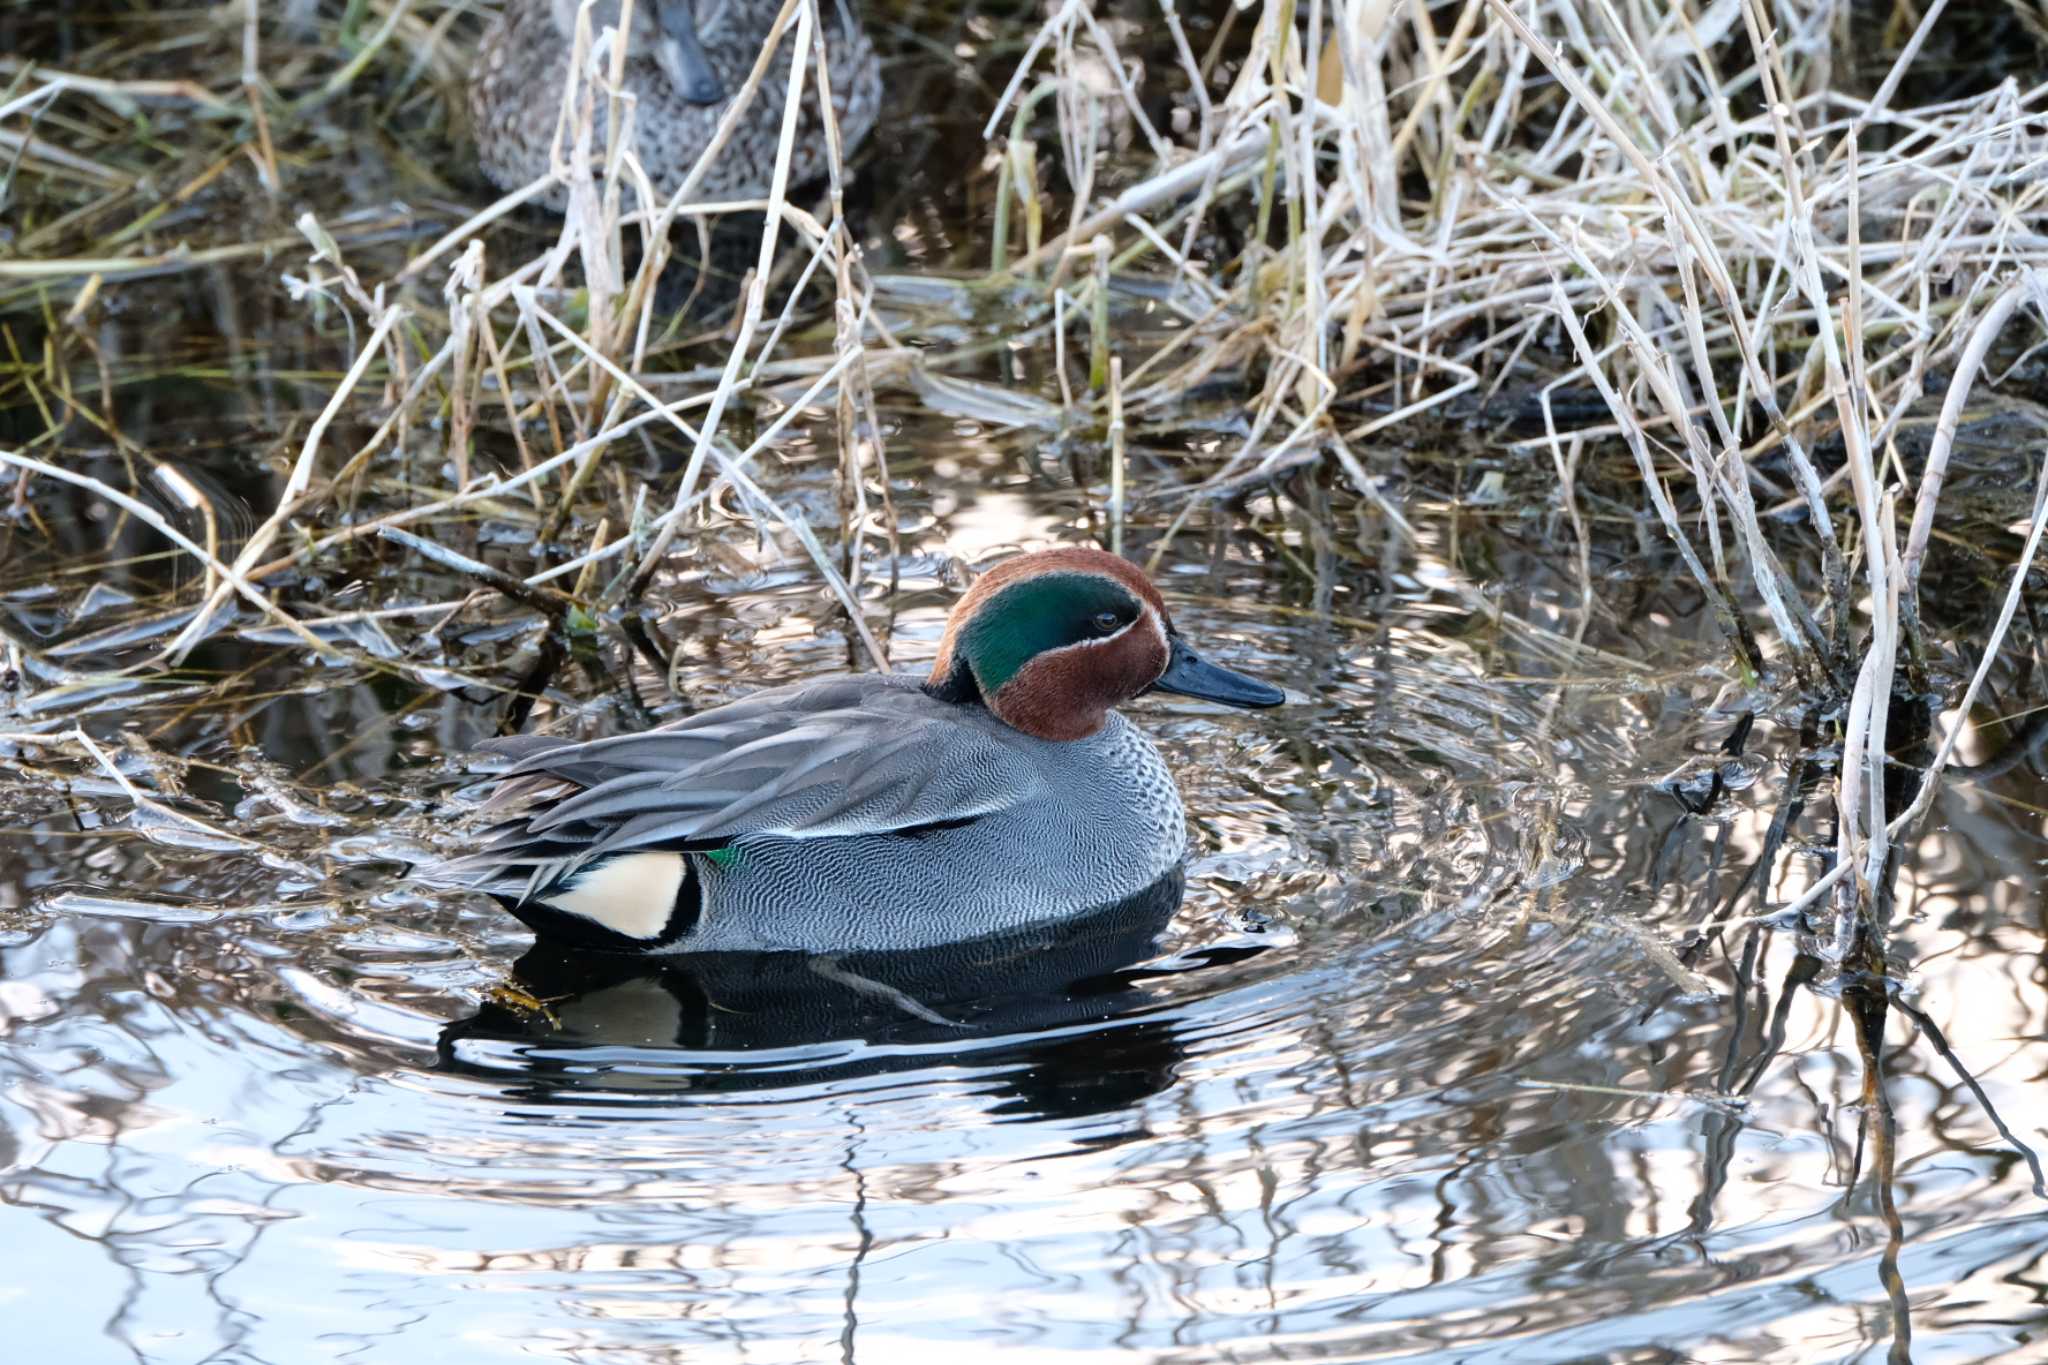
[471,0,883,205]
[433,548,1284,955]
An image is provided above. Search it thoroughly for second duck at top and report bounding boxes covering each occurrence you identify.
[432,548,1286,956]
[472,0,883,205]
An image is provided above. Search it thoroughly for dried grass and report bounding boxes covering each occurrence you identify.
[980,0,2048,963]
[2,0,899,724]
[5,0,2048,967]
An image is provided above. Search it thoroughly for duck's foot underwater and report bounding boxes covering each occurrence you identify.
[480,980,568,1026]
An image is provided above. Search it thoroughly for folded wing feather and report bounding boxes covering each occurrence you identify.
[431,676,1043,898]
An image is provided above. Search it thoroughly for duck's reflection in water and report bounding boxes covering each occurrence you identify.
[436,869,1248,1123]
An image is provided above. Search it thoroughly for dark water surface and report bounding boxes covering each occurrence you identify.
[5,461,2045,1363]
[3,5,2047,1363]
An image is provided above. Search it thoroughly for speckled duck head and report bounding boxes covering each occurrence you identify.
[925,548,1285,741]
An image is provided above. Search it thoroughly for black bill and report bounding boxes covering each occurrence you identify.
[1150,636,1286,709]
[656,0,724,105]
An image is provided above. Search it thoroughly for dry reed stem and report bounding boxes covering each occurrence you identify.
[14,3,2046,963]
[0,0,904,732]
[0,449,346,669]
[121,0,894,679]
[978,0,2046,958]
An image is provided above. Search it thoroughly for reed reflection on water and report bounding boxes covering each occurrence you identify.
[0,4,2045,1360]
[1,467,2044,1361]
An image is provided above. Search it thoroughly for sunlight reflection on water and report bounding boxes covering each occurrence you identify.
[2,8,2046,1359]
[3,466,2045,1362]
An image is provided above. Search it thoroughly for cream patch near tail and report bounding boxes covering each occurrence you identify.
[546,851,687,940]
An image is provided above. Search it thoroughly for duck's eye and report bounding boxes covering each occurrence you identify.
[1091,610,1123,636]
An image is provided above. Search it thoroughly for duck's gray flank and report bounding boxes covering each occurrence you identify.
[425,547,1285,955]
[440,674,1187,953]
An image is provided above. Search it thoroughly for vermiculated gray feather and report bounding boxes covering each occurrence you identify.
[428,674,1187,953]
